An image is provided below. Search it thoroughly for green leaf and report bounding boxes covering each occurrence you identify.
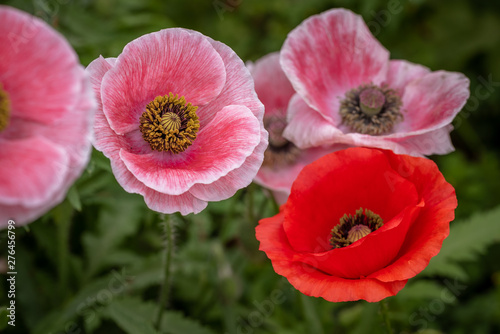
[101,297,216,334]
[33,268,134,334]
[82,192,145,278]
[161,311,216,334]
[422,205,500,279]
[67,185,82,211]
[0,307,9,330]
[103,298,158,334]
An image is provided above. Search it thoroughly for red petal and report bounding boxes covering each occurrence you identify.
[368,150,457,281]
[256,212,407,302]
[284,148,419,253]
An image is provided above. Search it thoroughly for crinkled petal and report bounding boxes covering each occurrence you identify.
[189,126,267,202]
[280,8,389,124]
[249,52,295,117]
[39,69,95,183]
[185,37,267,202]
[143,188,207,215]
[0,137,69,207]
[0,6,81,125]
[292,201,423,279]
[390,125,455,156]
[256,212,407,302]
[283,94,344,149]
[284,148,419,253]
[86,56,117,111]
[393,70,470,135]
[120,105,261,195]
[368,151,457,282]
[197,37,265,127]
[101,28,226,134]
[385,60,430,94]
[255,146,339,193]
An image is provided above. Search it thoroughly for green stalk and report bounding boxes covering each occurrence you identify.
[155,214,175,330]
[379,299,394,334]
[55,201,72,300]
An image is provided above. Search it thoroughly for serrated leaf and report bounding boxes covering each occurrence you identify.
[33,268,134,334]
[103,298,158,334]
[82,193,145,278]
[161,311,216,334]
[101,297,216,334]
[422,205,500,279]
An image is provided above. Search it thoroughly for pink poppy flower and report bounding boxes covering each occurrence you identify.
[0,6,95,228]
[281,8,470,156]
[249,52,341,203]
[87,28,267,215]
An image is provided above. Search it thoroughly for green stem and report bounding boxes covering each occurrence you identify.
[155,214,175,330]
[247,183,255,223]
[379,299,394,334]
[55,201,72,300]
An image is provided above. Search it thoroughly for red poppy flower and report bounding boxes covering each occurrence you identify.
[255,147,457,302]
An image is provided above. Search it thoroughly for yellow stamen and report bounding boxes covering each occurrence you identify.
[0,83,11,133]
[139,93,200,154]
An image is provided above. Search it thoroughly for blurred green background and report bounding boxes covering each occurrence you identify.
[1,0,500,333]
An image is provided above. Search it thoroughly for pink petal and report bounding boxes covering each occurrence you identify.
[120,105,261,195]
[390,125,455,156]
[143,188,207,215]
[248,52,295,117]
[394,71,470,134]
[255,146,339,193]
[271,190,289,205]
[0,6,81,125]
[0,203,50,228]
[101,28,226,134]
[188,127,267,201]
[185,37,268,202]
[283,94,343,149]
[0,137,69,207]
[196,37,265,128]
[385,60,430,94]
[86,56,117,110]
[280,8,389,124]
[39,70,95,182]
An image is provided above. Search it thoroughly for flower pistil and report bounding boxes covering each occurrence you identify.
[339,84,403,135]
[139,93,200,153]
[330,208,383,248]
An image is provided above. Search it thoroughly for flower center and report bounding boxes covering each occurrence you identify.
[139,93,200,154]
[262,115,300,168]
[339,84,403,135]
[0,83,11,133]
[359,88,385,116]
[330,208,383,248]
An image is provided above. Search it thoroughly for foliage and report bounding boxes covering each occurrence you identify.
[1,0,500,333]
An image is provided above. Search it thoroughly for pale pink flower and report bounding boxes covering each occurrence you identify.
[87,28,267,215]
[281,8,470,156]
[0,6,95,228]
[249,52,341,203]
